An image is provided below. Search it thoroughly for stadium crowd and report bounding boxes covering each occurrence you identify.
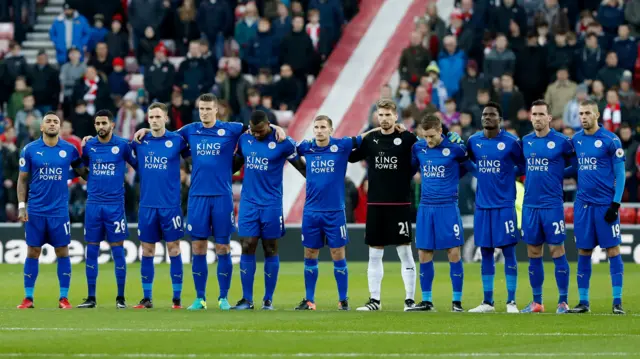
[2,0,640,225]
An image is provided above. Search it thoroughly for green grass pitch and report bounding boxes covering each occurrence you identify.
[0,262,639,359]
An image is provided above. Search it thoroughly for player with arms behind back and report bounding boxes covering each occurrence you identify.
[467,102,525,313]
[407,115,474,312]
[17,112,85,309]
[130,103,188,309]
[77,110,136,309]
[520,100,573,314]
[231,111,305,310]
[567,100,626,314]
[294,116,378,310]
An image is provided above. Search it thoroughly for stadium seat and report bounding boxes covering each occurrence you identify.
[620,207,636,224]
[564,206,574,224]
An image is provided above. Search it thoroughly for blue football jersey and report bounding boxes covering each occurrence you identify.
[178,121,244,196]
[296,136,361,212]
[19,138,83,217]
[412,137,468,205]
[572,127,625,205]
[83,135,136,205]
[523,130,575,208]
[237,131,296,207]
[467,129,525,209]
[131,131,188,208]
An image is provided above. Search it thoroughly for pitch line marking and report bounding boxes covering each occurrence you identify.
[0,353,635,358]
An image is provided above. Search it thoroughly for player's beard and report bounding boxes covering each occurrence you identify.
[98,129,111,139]
[44,129,59,138]
[380,121,393,131]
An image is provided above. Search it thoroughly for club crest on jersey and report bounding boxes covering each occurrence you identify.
[217,129,226,136]
[165,140,173,148]
[547,141,555,149]
[394,138,402,146]
[595,140,603,148]
[616,148,624,158]
[268,142,276,149]
[19,158,25,167]
[442,148,450,156]
[112,146,120,154]
[330,145,338,152]
[497,142,505,151]
[59,150,67,158]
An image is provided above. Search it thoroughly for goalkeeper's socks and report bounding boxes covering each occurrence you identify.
[480,247,495,304]
[217,253,232,299]
[609,254,623,306]
[112,245,126,298]
[192,254,208,299]
[86,244,99,298]
[577,254,592,306]
[263,255,279,302]
[419,261,434,303]
[553,255,569,304]
[528,257,544,304]
[24,257,39,299]
[503,245,517,303]
[57,256,71,299]
[170,254,183,300]
[141,256,154,299]
[303,258,318,302]
[240,254,256,302]
[333,259,348,302]
[449,260,463,302]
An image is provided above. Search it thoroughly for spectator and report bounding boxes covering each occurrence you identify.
[367,84,393,124]
[563,83,589,131]
[49,2,90,64]
[308,0,345,51]
[88,42,113,77]
[280,15,315,82]
[200,39,219,77]
[80,0,124,29]
[60,120,82,152]
[87,14,108,53]
[196,0,230,60]
[591,79,607,112]
[544,67,577,120]
[116,91,146,139]
[28,50,60,114]
[245,18,279,75]
[240,88,277,126]
[537,0,567,34]
[129,0,166,49]
[585,21,612,52]
[168,91,191,131]
[222,58,249,119]
[442,98,460,127]
[399,31,431,88]
[7,76,29,121]
[425,61,448,111]
[273,63,303,112]
[137,26,160,70]
[437,35,466,100]
[597,0,624,36]
[612,24,637,73]
[145,44,175,103]
[602,88,627,132]
[576,33,604,84]
[1,126,19,218]
[174,0,200,56]
[491,0,527,36]
[483,33,516,83]
[459,111,476,141]
[576,9,595,37]
[176,41,214,107]
[416,19,440,60]
[395,80,413,111]
[407,85,437,122]
[272,1,292,43]
[401,108,416,131]
[14,95,42,145]
[235,1,259,59]
[72,66,111,116]
[423,3,446,41]
[344,176,359,223]
[495,72,525,122]
[291,1,304,17]
[619,123,639,202]
[446,10,474,54]
[546,32,574,81]
[625,0,640,38]
[108,57,129,99]
[512,32,547,106]
[306,9,330,58]
[618,71,638,109]
[596,51,624,90]
[105,14,129,59]
[69,100,95,139]
[2,42,28,102]
[514,108,533,138]
[60,47,87,115]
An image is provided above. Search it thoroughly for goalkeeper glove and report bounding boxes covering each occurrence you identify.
[447,132,462,144]
[604,202,620,223]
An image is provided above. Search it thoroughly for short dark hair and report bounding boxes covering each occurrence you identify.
[419,114,442,131]
[478,88,490,95]
[620,122,632,130]
[314,115,333,127]
[585,33,598,40]
[484,101,503,118]
[44,111,58,117]
[197,93,218,103]
[94,109,114,121]
[148,102,168,113]
[250,110,269,126]
[444,98,456,104]
[531,99,549,112]
[199,38,209,47]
